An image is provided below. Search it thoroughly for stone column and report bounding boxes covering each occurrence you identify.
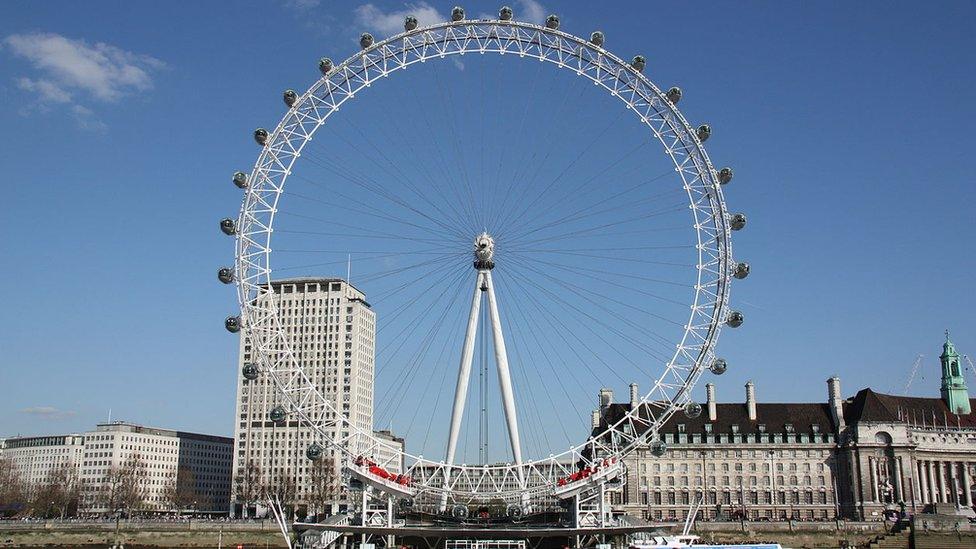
[895,457,905,502]
[928,460,938,504]
[869,457,878,502]
[949,462,959,508]
[919,460,929,503]
[964,463,973,507]
[938,461,948,504]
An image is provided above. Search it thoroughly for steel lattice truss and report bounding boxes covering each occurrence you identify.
[233,17,735,503]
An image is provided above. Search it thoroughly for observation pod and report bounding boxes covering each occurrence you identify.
[631,55,646,73]
[506,504,524,520]
[451,6,464,21]
[499,6,513,20]
[697,124,711,142]
[306,443,324,461]
[220,218,236,235]
[242,363,259,381]
[726,310,744,328]
[684,401,703,419]
[545,14,560,29]
[730,213,747,231]
[283,89,298,108]
[318,57,334,75]
[404,15,418,31]
[269,406,287,425]
[232,171,248,189]
[650,439,667,457]
[217,267,234,284]
[589,31,604,47]
[451,505,469,519]
[666,87,682,104]
[734,262,750,279]
[253,128,269,146]
[718,167,734,185]
[710,358,728,375]
[360,33,374,49]
[224,316,241,333]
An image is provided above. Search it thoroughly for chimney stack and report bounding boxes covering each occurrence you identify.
[745,381,757,421]
[591,409,601,429]
[599,388,614,410]
[827,376,845,432]
[630,383,639,408]
[706,383,717,421]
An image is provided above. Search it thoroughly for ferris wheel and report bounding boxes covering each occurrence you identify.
[219,6,748,508]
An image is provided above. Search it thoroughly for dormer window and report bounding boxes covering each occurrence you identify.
[677,424,686,433]
[704,424,712,433]
[731,424,740,434]
[785,423,794,433]
[758,424,767,433]
[811,424,820,434]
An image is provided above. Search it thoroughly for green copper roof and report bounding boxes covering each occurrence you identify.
[942,329,959,359]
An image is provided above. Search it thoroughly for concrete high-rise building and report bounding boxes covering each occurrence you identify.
[78,422,233,514]
[231,278,402,517]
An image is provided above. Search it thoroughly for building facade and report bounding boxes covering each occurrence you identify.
[0,434,85,488]
[231,278,401,516]
[78,422,233,514]
[594,334,976,522]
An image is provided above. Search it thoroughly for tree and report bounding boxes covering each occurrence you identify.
[31,461,79,518]
[234,461,262,518]
[0,456,26,517]
[98,453,148,516]
[306,456,340,519]
[162,467,199,513]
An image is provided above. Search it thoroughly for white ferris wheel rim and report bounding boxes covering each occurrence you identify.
[233,16,735,500]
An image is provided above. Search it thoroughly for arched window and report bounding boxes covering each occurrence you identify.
[874,432,893,445]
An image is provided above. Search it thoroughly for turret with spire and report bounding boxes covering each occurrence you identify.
[940,330,970,415]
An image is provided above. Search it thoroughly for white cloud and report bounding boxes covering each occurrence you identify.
[354,2,445,36]
[20,406,77,420]
[516,0,547,24]
[2,32,165,129]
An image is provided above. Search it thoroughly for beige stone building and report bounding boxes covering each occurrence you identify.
[594,334,976,522]
[0,434,85,487]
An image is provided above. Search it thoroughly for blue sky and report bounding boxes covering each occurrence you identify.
[1,1,974,462]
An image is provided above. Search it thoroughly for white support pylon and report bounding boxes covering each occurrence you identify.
[443,233,524,487]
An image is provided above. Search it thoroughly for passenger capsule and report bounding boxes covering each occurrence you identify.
[545,14,559,29]
[232,171,248,189]
[631,55,646,73]
[650,439,667,457]
[666,87,682,104]
[224,315,241,333]
[404,15,418,31]
[242,363,259,381]
[734,262,750,279]
[684,401,703,419]
[506,504,524,520]
[217,267,235,284]
[451,7,465,21]
[718,167,734,185]
[590,31,604,47]
[306,443,324,461]
[318,57,334,75]
[220,218,236,235]
[710,358,728,375]
[283,89,298,108]
[697,124,711,143]
[451,505,468,519]
[269,405,287,425]
[499,6,513,20]
[730,213,747,231]
[253,128,268,146]
[726,310,744,328]
[360,33,374,49]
